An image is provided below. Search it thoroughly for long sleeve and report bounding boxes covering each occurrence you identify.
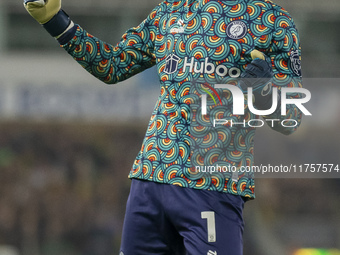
[263,5,303,135]
[61,4,163,84]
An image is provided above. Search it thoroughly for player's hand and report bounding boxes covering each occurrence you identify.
[238,50,273,96]
[24,0,75,43]
[24,0,61,24]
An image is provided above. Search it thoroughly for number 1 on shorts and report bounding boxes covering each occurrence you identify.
[201,211,216,242]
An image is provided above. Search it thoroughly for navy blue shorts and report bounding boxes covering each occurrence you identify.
[120,179,245,255]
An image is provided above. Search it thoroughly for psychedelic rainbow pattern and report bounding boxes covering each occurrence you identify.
[63,0,303,198]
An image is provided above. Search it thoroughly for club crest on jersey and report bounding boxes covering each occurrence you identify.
[226,21,247,39]
[164,54,180,74]
[290,50,302,77]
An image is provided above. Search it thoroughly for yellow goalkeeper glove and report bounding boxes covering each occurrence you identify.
[24,0,75,43]
[24,0,61,24]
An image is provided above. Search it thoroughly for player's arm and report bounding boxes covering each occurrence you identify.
[239,8,303,136]
[24,0,161,84]
[261,7,303,135]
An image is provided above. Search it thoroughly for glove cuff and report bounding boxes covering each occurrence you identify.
[43,9,71,37]
[56,23,77,45]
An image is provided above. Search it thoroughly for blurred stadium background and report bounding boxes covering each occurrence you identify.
[0,0,339,254]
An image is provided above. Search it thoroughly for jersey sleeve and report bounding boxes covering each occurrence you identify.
[61,3,162,84]
[263,5,303,135]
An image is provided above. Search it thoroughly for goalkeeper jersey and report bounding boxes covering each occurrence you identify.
[62,0,303,199]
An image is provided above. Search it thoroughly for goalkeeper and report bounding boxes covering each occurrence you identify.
[24,0,303,254]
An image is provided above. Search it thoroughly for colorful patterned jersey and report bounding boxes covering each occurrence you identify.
[62,0,303,198]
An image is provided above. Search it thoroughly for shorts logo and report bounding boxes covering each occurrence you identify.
[290,50,302,77]
[164,54,180,74]
[207,251,217,255]
[226,21,247,39]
